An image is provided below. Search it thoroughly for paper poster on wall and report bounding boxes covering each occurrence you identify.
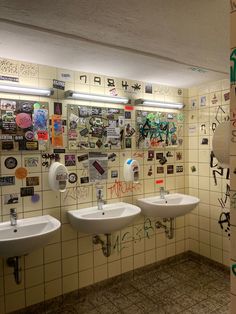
[89,152,108,182]
[51,114,63,147]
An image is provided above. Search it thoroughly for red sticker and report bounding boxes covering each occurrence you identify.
[125,105,134,111]
[16,113,32,129]
[155,179,164,184]
[37,130,48,140]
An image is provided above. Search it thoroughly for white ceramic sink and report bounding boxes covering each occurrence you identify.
[68,202,141,234]
[138,193,199,218]
[0,215,61,257]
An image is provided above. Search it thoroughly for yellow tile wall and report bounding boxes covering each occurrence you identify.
[0,57,230,313]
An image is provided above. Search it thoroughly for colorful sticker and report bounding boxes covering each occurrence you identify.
[52,114,63,147]
[24,157,39,167]
[33,109,48,130]
[15,167,28,179]
[16,113,32,129]
[65,155,76,167]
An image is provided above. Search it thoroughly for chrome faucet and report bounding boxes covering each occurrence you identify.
[10,208,17,226]
[160,187,169,200]
[96,186,104,210]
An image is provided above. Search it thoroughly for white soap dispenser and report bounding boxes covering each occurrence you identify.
[123,159,140,183]
[48,162,69,192]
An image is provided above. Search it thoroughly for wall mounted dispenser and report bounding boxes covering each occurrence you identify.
[123,159,140,183]
[49,162,69,192]
[212,121,230,168]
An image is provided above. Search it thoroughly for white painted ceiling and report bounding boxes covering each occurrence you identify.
[0,0,230,87]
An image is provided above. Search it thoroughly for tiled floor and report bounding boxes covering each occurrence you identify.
[16,252,230,314]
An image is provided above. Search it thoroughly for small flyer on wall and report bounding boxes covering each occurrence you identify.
[88,152,108,182]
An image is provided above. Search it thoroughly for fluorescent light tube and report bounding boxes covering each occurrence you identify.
[135,98,183,109]
[0,84,54,96]
[65,90,129,104]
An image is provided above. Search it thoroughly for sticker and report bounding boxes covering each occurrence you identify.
[111,170,118,178]
[33,103,41,109]
[191,166,197,172]
[18,101,34,113]
[0,75,19,82]
[148,151,154,161]
[31,194,40,203]
[4,157,17,169]
[118,117,125,127]
[33,109,48,130]
[80,176,89,184]
[125,138,132,148]
[25,131,34,141]
[156,153,164,160]
[53,79,65,90]
[125,111,131,119]
[37,130,48,141]
[15,167,28,179]
[77,154,89,162]
[108,153,117,162]
[0,135,13,140]
[65,155,76,167]
[148,166,153,176]
[19,141,38,150]
[16,113,32,129]
[21,187,34,197]
[14,135,24,141]
[167,165,174,174]
[166,151,173,157]
[2,141,14,150]
[157,167,164,174]
[53,149,65,154]
[54,102,62,115]
[176,165,184,173]
[24,157,39,167]
[159,157,167,165]
[200,96,207,106]
[176,152,182,161]
[2,111,16,133]
[0,99,16,110]
[52,115,63,147]
[4,193,19,204]
[156,179,164,184]
[68,172,78,183]
[0,176,15,186]
[26,176,39,186]
[68,129,78,139]
[92,160,105,175]
[201,138,208,145]
[107,127,120,138]
[89,152,108,182]
[145,84,152,94]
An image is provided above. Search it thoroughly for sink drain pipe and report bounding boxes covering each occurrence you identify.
[7,256,22,284]
[93,234,112,257]
[155,218,174,239]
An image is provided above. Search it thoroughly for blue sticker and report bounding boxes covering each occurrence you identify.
[31,194,40,203]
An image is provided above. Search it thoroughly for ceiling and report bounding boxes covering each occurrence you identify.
[0,0,230,87]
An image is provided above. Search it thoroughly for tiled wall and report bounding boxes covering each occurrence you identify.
[0,58,189,313]
[186,80,230,266]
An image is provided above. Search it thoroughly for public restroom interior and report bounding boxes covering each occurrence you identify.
[0,1,234,313]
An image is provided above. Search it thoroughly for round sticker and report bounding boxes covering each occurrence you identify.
[34,102,41,109]
[31,194,40,203]
[15,167,28,179]
[16,113,32,129]
[4,157,18,169]
[68,172,78,184]
[25,130,34,141]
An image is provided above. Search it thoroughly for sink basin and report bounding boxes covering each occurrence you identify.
[138,193,199,218]
[68,202,141,234]
[0,215,61,257]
